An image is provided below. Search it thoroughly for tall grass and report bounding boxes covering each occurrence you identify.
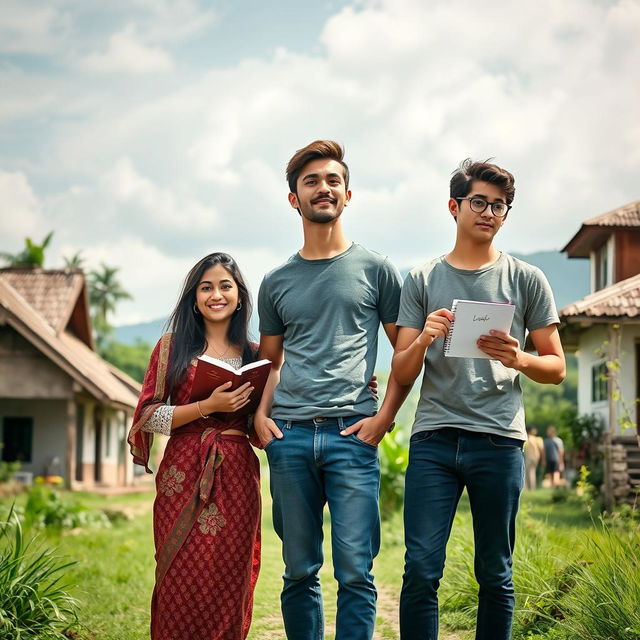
[0,505,79,639]
[558,521,640,639]
[437,496,640,640]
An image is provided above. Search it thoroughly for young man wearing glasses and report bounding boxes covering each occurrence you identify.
[392,159,565,640]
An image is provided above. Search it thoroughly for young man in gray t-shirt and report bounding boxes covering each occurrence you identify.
[392,160,565,640]
[254,140,409,640]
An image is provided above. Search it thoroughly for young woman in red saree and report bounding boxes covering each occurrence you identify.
[128,253,262,640]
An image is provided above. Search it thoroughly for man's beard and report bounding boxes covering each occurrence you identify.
[301,207,343,223]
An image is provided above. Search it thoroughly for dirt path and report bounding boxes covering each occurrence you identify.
[374,582,466,640]
[250,586,467,640]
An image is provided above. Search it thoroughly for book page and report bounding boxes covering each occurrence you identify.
[197,355,271,375]
[444,299,515,359]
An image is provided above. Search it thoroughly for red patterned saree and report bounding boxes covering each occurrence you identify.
[128,335,261,640]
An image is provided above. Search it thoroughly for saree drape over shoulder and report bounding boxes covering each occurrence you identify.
[128,335,261,640]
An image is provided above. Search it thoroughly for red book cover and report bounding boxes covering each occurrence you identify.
[189,356,272,416]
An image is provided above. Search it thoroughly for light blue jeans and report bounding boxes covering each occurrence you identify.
[265,415,380,640]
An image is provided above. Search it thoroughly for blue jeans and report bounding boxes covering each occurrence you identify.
[265,415,380,640]
[400,427,525,640]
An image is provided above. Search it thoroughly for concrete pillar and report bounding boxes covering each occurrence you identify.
[65,399,76,490]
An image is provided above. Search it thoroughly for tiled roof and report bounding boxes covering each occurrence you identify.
[562,200,640,257]
[560,274,640,319]
[0,268,84,333]
[0,274,139,408]
[582,200,640,228]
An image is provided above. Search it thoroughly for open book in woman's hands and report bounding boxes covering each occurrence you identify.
[189,356,272,415]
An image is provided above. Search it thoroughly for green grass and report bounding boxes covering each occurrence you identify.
[1,475,636,640]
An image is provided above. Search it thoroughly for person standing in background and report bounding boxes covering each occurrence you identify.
[525,427,545,490]
[544,425,565,488]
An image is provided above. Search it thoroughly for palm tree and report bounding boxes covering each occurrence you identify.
[0,232,54,268]
[62,251,85,270]
[88,263,132,348]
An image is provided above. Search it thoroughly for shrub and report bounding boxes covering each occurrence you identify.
[559,412,605,489]
[378,429,409,521]
[0,442,20,483]
[0,461,20,484]
[0,505,80,639]
[23,486,111,530]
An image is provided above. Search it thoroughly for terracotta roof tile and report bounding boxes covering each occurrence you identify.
[560,274,640,319]
[0,275,139,408]
[0,268,84,333]
[583,200,640,228]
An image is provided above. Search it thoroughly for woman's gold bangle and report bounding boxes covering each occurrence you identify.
[196,401,208,419]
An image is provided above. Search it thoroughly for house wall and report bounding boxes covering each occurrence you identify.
[0,394,133,488]
[74,401,134,488]
[577,326,609,426]
[100,408,129,485]
[615,231,640,283]
[577,324,640,434]
[0,318,136,488]
[0,328,73,399]
[618,326,640,433]
[0,398,68,477]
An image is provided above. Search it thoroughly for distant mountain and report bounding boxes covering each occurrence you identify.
[114,314,261,346]
[115,250,590,373]
[510,250,589,310]
[114,317,167,345]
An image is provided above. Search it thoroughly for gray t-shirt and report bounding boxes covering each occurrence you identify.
[544,436,564,463]
[397,253,560,440]
[258,243,402,419]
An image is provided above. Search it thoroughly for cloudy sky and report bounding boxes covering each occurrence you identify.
[1,0,639,325]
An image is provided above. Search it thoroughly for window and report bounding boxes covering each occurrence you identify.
[591,361,608,403]
[594,243,610,291]
[2,417,33,462]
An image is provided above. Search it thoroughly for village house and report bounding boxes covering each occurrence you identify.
[560,199,640,507]
[0,267,141,489]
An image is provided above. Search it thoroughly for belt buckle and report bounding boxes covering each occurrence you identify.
[314,416,327,422]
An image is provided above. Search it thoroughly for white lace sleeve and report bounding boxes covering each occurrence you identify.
[141,405,175,436]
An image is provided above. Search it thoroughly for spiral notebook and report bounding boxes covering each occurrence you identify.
[443,299,516,359]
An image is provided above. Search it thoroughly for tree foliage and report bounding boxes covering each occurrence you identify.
[0,232,53,268]
[62,251,85,269]
[88,263,132,348]
[522,355,578,434]
[99,339,152,383]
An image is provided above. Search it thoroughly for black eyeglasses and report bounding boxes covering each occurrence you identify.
[456,197,511,217]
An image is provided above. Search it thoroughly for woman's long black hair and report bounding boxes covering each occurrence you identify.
[165,252,255,395]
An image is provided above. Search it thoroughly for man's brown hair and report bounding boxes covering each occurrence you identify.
[450,158,515,204]
[286,140,350,194]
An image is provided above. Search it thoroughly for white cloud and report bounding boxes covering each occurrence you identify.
[0,171,46,244]
[102,157,218,230]
[58,238,286,325]
[81,24,174,74]
[0,3,70,54]
[69,238,194,324]
[1,0,639,323]
[127,0,216,42]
